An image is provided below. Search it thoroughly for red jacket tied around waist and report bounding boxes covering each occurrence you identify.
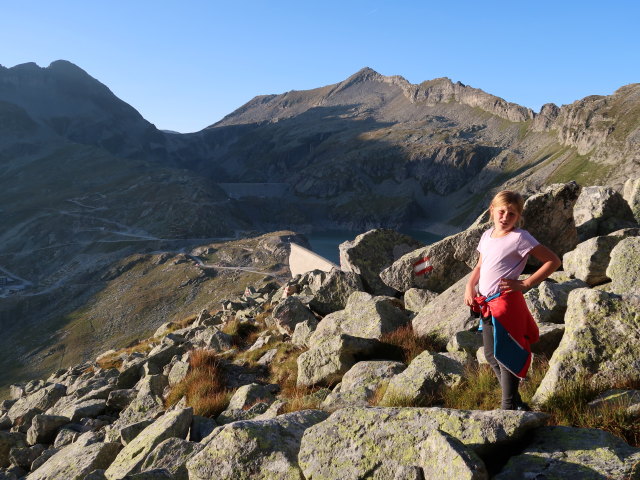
[472,290,539,378]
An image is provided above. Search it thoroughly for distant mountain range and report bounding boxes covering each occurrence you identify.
[0,60,638,389]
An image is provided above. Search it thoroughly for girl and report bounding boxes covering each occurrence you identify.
[464,190,561,410]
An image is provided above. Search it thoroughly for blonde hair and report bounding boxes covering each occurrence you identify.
[490,190,525,228]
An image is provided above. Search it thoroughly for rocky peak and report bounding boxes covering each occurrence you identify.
[405,76,534,122]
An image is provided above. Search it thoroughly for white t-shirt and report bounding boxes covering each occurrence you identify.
[477,228,539,296]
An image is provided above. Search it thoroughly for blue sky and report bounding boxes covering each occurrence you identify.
[2,1,639,133]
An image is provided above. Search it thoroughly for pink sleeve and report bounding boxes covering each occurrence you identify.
[517,230,539,257]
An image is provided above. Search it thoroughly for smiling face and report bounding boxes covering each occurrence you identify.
[490,202,520,234]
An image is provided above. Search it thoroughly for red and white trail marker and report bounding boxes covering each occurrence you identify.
[413,257,433,276]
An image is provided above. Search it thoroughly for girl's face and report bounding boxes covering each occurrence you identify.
[490,203,520,233]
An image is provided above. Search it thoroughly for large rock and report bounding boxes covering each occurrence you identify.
[403,288,438,315]
[494,426,640,479]
[8,443,45,469]
[521,181,581,259]
[291,318,319,348]
[381,351,465,405]
[573,185,637,241]
[380,182,580,294]
[380,223,487,294]
[531,322,565,358]
[623,177,640,223]
[308,268,364,315]
[310,291,409,345]
[146,344,184,372]
[446,330,483,355]
[562,229,639,286]
[26,414,70,445]
[606,236,640,294]
[0,432,27,468]
[6,384,66,430]
[186,410,328,480]
[533,289,640,405]
[224,383,276,411]
[412,273,476,341]
[140,438,204,480]
[105,408,193,479]
[26,441,121,480]
[322,360,406,408]
[271,296,317,335]
[524,278,588,322]
[339,229,424,296]
[298,407,548,479]
[191,327,233,352]
[47,398,107,423]
[417,429,488,480]
[296,334,384,387]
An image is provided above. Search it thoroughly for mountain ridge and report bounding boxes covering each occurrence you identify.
[0,59,638,391]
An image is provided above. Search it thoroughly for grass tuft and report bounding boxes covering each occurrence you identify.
[165,349,231,417]
[222,318,261,349]
[379,324,444,364]
[541,375,640,447]
[441,363,501,410]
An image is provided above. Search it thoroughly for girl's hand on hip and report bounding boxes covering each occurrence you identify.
[499,278,529,293]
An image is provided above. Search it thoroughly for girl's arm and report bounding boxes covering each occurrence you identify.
[499,244,561,292]
[464,254,482,307]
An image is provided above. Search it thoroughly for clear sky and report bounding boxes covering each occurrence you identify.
[2,1,639,133]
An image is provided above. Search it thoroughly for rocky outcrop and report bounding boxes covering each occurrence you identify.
[270,296,317,335]
[624,177,640,223]
[322,360,406,408]
[381,351,465,405]
[494,426,640,479]
[573,186,637,241]
[562,228,639,285]
[521,181,581,259]
[606,236,640,294]
[308,269,364,315]
[533,289,640,404]
[186,410,328,480]
[7,384,67,431]
[296,334,383,387]
[403,288,438,314]
[139,438,204,480]
[309,292,409,344]
[339,229,424,295]
[412,274,476,341]
[27,441,121,480]
[524,278,588,322]
[298,407,548,479]
[105,408,193,479]
[380,223,487,293]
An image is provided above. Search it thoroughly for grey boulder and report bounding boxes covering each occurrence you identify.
[606,236,640,294]
[533,289,640,405]
[573,185,637,241]
[494,426,640,479]
[186,410,328,480]
[339,228,424,296]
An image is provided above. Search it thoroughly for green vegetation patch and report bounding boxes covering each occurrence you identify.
[547,151,614,185]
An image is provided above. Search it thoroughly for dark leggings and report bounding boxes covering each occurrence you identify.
[482,316,522,409]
